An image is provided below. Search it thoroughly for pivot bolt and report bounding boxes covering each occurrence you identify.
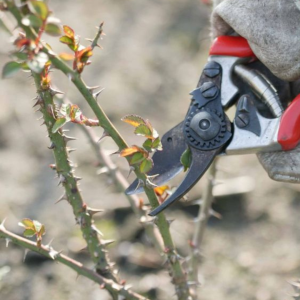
[203,61,221,78]
[200,82,219,99]
[235,113,250,128]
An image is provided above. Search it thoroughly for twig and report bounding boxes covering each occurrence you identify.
[0,221,148,300]
[4,2,191,298]
[188,160,217,299]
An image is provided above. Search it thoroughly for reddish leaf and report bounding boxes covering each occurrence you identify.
[77,46,93,63]
[63,25,75,39]
[59,53,75,61]
[154,185,170,196]
[120,145,145,157]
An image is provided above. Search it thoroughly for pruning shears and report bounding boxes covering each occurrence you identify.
[126,36,300,216]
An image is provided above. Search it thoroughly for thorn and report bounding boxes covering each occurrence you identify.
[78,246,88,252]
[91,224,103,237]
[97,130,110,142]
[87,85,100,93]
[134,179,144,192]
[110,150,120,156]
[5,237,11,248]
[87,207,104,216]
[40,121,46,126]
[187,281,201,287]
[96,167,109,175]
[74,176,82,182]
[100,283,106,289]
[67,148,76,153]
[76,273,80,280]
[23,249,29,262]
[47,104,55,117]
[45,238,54,249]
[127,166,134,178]
[58,175,67,186]
[32,97,43,107]
[34,107,42,113]
[0,218,6,229]
[49,248,60,260]
[101,239,115,246]
[49,87,64,96]
[63,135,77,144]
[167,219,175,226]
[93,88,105,101]
[55,193,68,204]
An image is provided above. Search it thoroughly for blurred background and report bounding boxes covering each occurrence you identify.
[1,0,300,299]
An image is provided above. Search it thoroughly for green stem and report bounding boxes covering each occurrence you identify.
[0,222,147,300]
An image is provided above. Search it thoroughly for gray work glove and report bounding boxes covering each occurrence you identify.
[211,0,300,183]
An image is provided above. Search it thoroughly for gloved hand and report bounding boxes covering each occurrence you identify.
[212,0,300,183]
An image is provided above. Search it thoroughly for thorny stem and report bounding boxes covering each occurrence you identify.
[5,1,192,298]
[32,73,120,300]
[0,222,148,300]
[80,126,163,252]
[188,160,217,299]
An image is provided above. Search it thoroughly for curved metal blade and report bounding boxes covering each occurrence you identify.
[149,147,219,216]
[125,122,187,195]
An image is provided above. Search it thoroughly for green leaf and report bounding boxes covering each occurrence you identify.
[21,14,42,27]
[28,1,49,20]
[130,152,146,165]
[12,52,28,61]
[180,147,192,172]
[52,117,67,133]
[23,229,36,237]
[18,218,35,229]
[45,23,62,36]
[59,36,74,45]
[152,137,162,150]
[140,158,153,174]
[27,52,49,74]
[2,61,22,78]
[142,139,153,151]
[121,115,146,127]
[134,124,153,138]
[33,220,42,232]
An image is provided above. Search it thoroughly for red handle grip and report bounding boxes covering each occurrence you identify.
[209,36,256,58]
[278,94,300,151]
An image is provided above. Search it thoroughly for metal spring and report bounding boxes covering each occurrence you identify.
[234,64,283,118]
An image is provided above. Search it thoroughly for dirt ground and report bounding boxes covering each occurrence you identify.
[0,1,300,300]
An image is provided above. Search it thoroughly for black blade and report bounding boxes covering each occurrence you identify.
[149,147,219,216]
[125,122,187,195]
